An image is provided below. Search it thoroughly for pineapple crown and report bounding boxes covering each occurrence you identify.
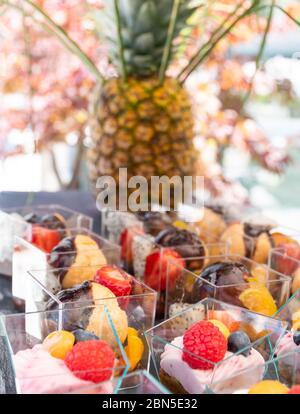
[96,0,199,77]
[3,0,300,84]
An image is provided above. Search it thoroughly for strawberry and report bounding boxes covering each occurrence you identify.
[288,385,300,394]
[64,340,115,383]
[32,225,61,253]
[274,243,300,275]
[144,248,185,291]
[120,226,144,265]
[94,265,132,297]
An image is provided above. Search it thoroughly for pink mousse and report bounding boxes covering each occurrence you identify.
[14,344,113,394]
[160,336,265,394]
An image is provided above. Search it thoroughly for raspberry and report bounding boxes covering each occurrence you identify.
[182,321,227,370]
[94,265,132,297]
[64,340,115,383]
[288,385,300,394]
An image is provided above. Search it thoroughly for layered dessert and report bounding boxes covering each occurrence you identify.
[220,216,299,265]
[44,265,146,372]
[168,258,283,318]
[24,212,67,253]
[159,319,265,394]
[274,308,300,385]
[12,231,113,309]
[193,205,228,244]
[271,243,300,294]
[14,333,116,394]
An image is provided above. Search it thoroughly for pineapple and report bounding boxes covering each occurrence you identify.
[18,0,270,205]
[87,0,200,206]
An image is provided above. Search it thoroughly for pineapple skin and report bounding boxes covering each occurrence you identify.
[88,76,198,205]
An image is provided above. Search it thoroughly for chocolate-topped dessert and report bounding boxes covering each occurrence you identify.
[135,211,172,236]
[155,227,207,271]
[191,261,251,306]
[24,212,66,230]
[47,235,107,289]
[45,280,128,348]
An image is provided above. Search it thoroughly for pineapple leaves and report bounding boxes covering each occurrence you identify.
[178,0,263,83]
[113,0,127,80]
[241,0,275,108]
[159,0,181,83]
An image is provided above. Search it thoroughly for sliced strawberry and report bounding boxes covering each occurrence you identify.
[32,225,61,253]
[94,265,132,297]
[144,248,185,292]
[120,226,144,265]
[274,243,300,275]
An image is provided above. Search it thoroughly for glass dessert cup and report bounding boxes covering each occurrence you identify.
[12,227,121,307]
[0,305,129,394]
[0,204,93,276]
[27,265,157,372]
[130,230,229,320]
[145,298,287,394]
[269,246,300,296]
[165,254,291,319]
[118,370,171,394]
[275,288,300,329]
[221,218,300,265]
[209,350,300,394]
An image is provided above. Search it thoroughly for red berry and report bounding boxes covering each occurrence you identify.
[64,340,115,383]
[94,265,132,297]
[288,385,300,394]
[182,321,227,370]
[32,225,61,253]
[144,248,185,292]
[120,227,144,265]
[274,243,300,275]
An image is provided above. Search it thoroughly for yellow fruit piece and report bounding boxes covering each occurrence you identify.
[43,330,75,359]
[292,320,300,331]
[208,319,230,339]
[248,380,289,394]
[125,335,144,372]
[127,327,139,337]
[173,220,188,230]
[239,285,277,316]
[250,266,268,284]
[292,310,300,324]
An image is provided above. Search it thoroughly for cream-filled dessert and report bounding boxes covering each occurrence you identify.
[159,320,265,394]
[14,334,116,394]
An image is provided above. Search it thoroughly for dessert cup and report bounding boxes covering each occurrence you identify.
[27,265,157,371]
[273,289,300,376]
[145,298,287,394]
[221,218,300,265]
[269,245,300,295]
[0,204,93,276]
[12,227,121,306]
[131,229,228,320]
[0,305,129,394]
[165,254,290,319]
[118,370,171,394]
[212,350,300,394]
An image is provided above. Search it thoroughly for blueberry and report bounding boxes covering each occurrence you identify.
[293,331,300,346]
[73,329,99,343]
[227,331,251,356]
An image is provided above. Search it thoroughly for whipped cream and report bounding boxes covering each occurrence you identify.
[160,336,265,394]
[14,344,113,394]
